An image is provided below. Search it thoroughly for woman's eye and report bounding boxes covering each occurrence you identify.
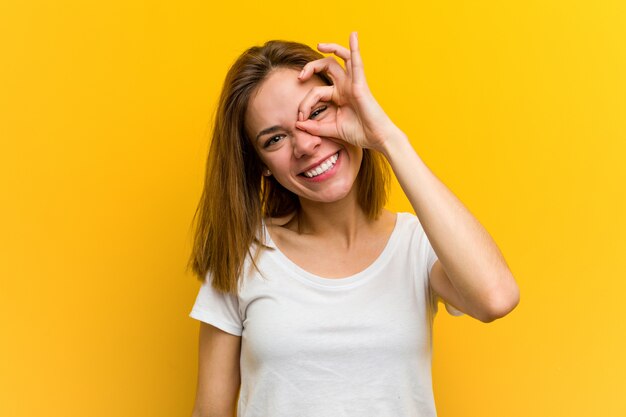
[264,134,285,148]
[309,105,327,120]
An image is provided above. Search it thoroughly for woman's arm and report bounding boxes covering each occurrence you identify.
[191,322,241,417]
[296,32,519,322]
[380,128,519,322]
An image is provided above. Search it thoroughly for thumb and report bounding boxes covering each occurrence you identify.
[295,120,339,139]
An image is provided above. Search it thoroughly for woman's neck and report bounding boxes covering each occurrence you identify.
[288,187,370,249]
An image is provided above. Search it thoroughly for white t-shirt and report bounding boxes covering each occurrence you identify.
[190,212,464,417]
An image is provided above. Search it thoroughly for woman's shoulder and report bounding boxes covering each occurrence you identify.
[387,211,425,238]
[381,209,417,226]
[376,209,399,235]
[391,210,419,223]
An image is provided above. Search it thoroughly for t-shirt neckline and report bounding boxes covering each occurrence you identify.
[261,212,405,288]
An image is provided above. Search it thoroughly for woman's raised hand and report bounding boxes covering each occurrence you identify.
[295,32,401,152]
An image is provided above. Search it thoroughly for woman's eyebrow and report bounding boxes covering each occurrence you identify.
[255,125,282,142]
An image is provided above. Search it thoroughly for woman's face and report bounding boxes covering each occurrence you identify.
[245,67,363,205]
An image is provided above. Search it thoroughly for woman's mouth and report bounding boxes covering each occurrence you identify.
[300,152,340,178]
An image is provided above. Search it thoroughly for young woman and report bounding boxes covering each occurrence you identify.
[188,32,520,417]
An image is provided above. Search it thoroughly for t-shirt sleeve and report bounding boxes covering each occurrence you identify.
[189,273,243,336]
[415,215,465,317]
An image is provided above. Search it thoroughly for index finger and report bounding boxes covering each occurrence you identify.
[317,42,351,77]
[298,56,346,85]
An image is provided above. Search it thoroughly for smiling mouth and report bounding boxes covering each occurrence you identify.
[300,152,340,178]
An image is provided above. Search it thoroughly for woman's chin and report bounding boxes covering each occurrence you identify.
[299,182,356,205]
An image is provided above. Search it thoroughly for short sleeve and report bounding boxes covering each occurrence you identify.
[189,273,243,336]
[420,219,465,318]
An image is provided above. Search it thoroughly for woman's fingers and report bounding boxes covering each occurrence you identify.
[349,32,365,86]
[295,119,339,139]
[310,33,367,88]
[298,57,346,84]
[316,42,351,76]
[317,42,351,61]
[294,33,370,143]
[297,85,335,121]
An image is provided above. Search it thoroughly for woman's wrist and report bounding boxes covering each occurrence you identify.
[376,124,410,158]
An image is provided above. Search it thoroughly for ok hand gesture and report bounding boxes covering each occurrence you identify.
[295,32,402,153]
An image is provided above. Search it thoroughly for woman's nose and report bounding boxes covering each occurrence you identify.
[292,130,321,158]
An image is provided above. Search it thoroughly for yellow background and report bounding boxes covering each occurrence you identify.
[1,0,625,416]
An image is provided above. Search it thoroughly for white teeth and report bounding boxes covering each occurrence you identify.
[303,153,339,178]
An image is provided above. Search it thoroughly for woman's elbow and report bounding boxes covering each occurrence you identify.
[483,275,520,323]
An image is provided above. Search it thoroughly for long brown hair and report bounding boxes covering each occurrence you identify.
[188,40,390,294]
